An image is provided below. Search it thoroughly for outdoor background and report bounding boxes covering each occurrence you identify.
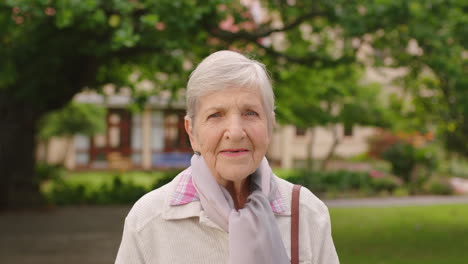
[1,0,467,263]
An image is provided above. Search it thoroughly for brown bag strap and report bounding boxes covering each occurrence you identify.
[291,184,301,264]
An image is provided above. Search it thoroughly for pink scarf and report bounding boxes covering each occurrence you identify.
[191,155,289,264]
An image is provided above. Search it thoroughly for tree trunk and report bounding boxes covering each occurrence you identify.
[320,125,341,171]
[0,104,43,210]
[305,127,315,171]
[60,135,73,166]
[42,139,50,163]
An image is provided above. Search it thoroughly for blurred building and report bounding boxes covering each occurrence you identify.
[38,0,408,170]
[38,65,406,170]
[37,89,379,170]
[37,89,191,170]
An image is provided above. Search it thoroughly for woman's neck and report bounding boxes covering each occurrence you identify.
[225,177,250,210]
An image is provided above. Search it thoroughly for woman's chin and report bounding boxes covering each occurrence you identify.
[215,165,255,185]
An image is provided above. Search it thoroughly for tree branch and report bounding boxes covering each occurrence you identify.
[209,10,325,41]
[110,46,163,59]
[253,40,355,66]
[256,10,326,38]
[205,10,355,66]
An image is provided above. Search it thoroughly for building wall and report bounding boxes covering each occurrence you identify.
[36,107,192,170]
[39,89,380,170]
[267,124,376,169]
[39,123,376,170]
[36,137,75,169]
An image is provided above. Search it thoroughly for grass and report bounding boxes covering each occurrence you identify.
[330,204,468,264]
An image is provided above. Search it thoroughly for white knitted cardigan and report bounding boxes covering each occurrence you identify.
[115,173,340,264]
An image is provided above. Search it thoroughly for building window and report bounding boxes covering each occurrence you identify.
[344,123,354,137]
[151,111,164,152]
[131,113,143,165]
[89,108,131,168]
[75,134,89,166]
[163,110,191,152]
[296,127,307,136]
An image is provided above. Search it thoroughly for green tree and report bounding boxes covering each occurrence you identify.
[275,64,389,170]
[0,0,366,208]
[1,0,464,208]
[0,0,228,209]
[266,0,467,168]
[357,0,467,156]
[38,102,105,164]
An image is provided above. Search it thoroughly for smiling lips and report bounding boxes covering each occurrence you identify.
[220,148,249,157]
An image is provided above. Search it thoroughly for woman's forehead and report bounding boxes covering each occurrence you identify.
[198,87,264,110]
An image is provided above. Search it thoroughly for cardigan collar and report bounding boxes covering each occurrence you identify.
[161,167,289,223]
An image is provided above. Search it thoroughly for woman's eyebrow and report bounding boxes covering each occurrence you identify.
[203,106,224,113]
[203,103,261,114]
[242,103,261,109]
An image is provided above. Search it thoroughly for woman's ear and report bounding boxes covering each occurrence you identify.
[184,116,200,152]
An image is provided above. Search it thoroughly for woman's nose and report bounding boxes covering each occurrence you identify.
[225,115,245,140]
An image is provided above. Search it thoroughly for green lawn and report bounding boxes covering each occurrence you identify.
[41,170,468,264]
[330,204,468,264]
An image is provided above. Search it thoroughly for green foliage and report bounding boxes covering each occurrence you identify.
[382,141,437,184]
[370,176,400,193]
[281,170,401,197]
[382,142,419,182]
[152,170,180,189]
[423,177,454,195]
[1,0,225,107]
[35,162,65,182]
[392,186,410,197]
[38,102,105,140]
[45,175,147,205]
[46,180,89,205]
[1,0,467,208]
[367,0,468,156]
[91,176,148,205]
[275,64,389,129]
[369,130,438,185]
[43,170,180,205]
[1,0,466,134]
[445,157,468,179]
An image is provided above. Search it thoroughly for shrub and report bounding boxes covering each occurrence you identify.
[382,142,417,183]
[283,170,373,195]
[423,177,454,195]
[393,187,410,197]
[370,177,400,193]
[43,170,183,206]
[46,179,89,205]
[381,141,437,184]
[46,175,149,205]
[367,129,399,158]
[90,176,148,205]
[368,130,438,184]
[36,162,65,182]
[152,170,180,189]
[408,165,432,194]
[281,169,404,198]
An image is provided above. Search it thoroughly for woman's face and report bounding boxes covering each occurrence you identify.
[185,87,271,187]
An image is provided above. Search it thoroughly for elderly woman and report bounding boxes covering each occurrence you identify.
[115,50,339,264]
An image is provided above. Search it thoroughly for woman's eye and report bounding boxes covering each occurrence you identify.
[245,110,259,116]
[208,112,221,119]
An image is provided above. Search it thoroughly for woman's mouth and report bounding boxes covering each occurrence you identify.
[220,149,249,157]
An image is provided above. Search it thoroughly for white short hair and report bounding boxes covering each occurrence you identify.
[186,50,275,133]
